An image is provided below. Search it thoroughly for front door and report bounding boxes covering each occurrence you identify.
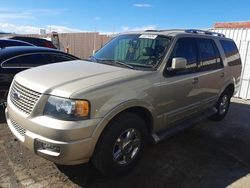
[158,37,201,129]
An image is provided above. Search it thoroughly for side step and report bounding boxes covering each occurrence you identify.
[151,107,217,144]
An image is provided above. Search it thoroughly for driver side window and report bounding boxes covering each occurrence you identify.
[166,37,198,76]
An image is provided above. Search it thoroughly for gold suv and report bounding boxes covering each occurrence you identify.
[5,29,242,176]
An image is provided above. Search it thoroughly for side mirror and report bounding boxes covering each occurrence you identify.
[171,58,187,70]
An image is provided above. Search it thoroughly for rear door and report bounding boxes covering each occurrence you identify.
[194,38,225,110]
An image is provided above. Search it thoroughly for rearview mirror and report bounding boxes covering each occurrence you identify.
[171,58,187,70]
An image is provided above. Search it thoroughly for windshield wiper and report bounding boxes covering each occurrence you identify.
[127,63,157,70]
[95,58,135,70]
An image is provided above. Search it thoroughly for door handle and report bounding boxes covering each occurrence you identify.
[192,77,199,84]
[220,72,225,77]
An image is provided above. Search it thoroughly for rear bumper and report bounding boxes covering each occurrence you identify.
[5,101,102,165]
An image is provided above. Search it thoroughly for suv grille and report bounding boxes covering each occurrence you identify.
[10,81,41,115]
[10,116,26,138]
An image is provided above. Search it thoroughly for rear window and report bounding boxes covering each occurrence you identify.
[48,54,76,63]
[2,54,48,68]
[220,40,239,57]
[220,40,241,66]
[0,40,32,48]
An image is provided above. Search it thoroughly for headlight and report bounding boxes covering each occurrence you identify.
[44,96,90,121]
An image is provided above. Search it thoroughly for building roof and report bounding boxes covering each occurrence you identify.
[214,21,250,28]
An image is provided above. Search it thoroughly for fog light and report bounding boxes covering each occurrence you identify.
[41,142,60,153]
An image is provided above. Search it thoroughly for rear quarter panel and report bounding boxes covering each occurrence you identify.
[214,38,242,95]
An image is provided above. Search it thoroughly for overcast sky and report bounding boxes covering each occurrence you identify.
[0,0,249,34]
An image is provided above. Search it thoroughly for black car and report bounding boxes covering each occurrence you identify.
[0,46,79,109]
[0,38,34,48]
[10,36,57,49]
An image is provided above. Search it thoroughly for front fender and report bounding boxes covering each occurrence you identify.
[89,99,156,156]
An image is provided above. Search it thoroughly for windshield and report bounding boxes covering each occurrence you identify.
[92,34,171,70]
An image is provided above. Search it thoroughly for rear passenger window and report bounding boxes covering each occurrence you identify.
[220,40,241,66]
[2,54,47,68]
[197,38,223,71]
[1,57,21,68]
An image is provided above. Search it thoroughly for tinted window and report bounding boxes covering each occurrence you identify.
[197,38,223,70]
[220,40,241,66]
[220,40,238,57]
[0,40,32,48]
[2,54,48,68]
[48,54,75,63]
[166,37,198,75]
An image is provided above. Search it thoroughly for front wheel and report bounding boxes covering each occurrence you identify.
[91,112,148,176]
[209,91,231,121]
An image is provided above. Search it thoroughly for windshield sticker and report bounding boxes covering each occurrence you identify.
[139,34,158,39]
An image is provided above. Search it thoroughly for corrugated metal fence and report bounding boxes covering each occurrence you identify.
[57,33,112,59]
[212,28,250,100]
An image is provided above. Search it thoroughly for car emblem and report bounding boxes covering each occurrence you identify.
[13,91,22,100]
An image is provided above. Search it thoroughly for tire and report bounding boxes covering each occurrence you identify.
[209,90,231,121]
[91,112,148,177]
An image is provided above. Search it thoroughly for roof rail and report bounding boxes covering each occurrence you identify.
[185,29,225,37]
[144,30,160,32]
[145,29,185,32]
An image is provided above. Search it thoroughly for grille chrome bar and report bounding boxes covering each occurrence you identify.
[10,81,41,115]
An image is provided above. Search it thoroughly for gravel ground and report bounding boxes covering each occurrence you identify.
[0,98,250,188]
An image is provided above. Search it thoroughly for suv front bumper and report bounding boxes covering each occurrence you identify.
[5,101,102,165]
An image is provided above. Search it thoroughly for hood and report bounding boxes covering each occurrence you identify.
[15,60,141,98]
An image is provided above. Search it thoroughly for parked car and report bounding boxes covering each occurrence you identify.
[5,29,242,176]
[0,46,79,109]
[10,36,57,49]
[0,38,34,48]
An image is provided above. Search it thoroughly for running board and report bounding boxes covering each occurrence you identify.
[151,107,217,144]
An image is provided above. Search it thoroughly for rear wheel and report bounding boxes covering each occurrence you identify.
[209,91,231,121]
[91,112,148,176]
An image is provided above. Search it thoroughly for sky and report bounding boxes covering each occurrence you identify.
[0,0,250,34]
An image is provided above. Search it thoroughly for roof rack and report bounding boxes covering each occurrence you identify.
[185,29,225,37]
[144,29,225,37]
[145,29,185,32]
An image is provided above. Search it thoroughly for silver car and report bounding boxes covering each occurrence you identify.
[5,29,242,176]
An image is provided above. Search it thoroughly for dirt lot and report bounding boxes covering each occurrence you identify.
[0,98,250,188]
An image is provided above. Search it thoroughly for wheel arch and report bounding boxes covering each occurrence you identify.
[221,82,235,98]
[219,78,235,98]
[90,101,156,156]
[225,83,235,97]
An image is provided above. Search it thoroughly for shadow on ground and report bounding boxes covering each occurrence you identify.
[56,101,250,188]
